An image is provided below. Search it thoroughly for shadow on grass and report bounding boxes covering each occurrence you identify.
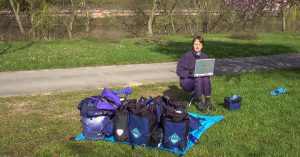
[0,42,35,55]
[153,40,298,59]
[152,40,300,76]
[217,102,225,108]
[274,68,300,80]
[162,75,242,101]
[66,142,95,156]
[162,84,190,100]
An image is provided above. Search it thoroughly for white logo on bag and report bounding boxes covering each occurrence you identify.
[168,133,181,144]
[131,128,141,139]
[117,129,124,136]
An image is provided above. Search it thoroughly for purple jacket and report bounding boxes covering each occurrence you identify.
[176,51,208,79]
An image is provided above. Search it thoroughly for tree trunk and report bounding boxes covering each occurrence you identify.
[147,0,159,36]
[64,0,79,39]
[83,0,90,33]
[282,8,286,32]
[85,10,90,33]
[66,11,76,38]
[9,0,26,35]
[170,0,179,34]
[171,19,176,34]
[202,12,208,33]
[202,2,208,33]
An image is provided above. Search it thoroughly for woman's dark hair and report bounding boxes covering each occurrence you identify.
[192,35,204,46]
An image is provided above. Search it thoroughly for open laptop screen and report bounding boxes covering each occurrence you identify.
[194,59,215,77]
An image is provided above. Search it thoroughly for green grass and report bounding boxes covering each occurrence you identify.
[0,32,300,72]
[1,69,299,156]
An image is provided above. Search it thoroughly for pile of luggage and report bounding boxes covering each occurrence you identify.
[77,87,201,151]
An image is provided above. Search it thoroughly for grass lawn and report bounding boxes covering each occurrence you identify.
[0,69,299,157]
[0,32,300,72]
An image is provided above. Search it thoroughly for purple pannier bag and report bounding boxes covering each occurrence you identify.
[78,87,132,140]
[82,116,113,140]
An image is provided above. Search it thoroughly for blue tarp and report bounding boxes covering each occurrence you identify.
[75,112,223,155]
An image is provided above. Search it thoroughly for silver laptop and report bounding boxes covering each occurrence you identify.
[194,59,215,77]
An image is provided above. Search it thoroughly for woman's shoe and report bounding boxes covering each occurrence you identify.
[205,101,215,111]
[196,101,206,112]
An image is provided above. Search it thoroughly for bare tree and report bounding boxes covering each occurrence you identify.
[222,0,299,32]
[160,0,179,34]
[26,0,57,39]
[63,0,78,38]
[82,0,90,33]
[63,0,95,38]
[278,0,300,31]
[148,0,160,36]
[9,0,26,35]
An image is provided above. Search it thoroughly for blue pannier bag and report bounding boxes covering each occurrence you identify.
[162,100,189,151]
[128,96,166,147]
[114,99,137,142]
[167,99,201,132]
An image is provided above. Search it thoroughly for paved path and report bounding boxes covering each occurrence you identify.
[0,54,299,97]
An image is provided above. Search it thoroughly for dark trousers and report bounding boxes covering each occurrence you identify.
[179,77,211,100]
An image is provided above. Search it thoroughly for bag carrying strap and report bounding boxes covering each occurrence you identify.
[134,104,154,117]
[163,106,189,122]
[77,98,90,111]
[128,96,158,117]
[118,99,137,113]
[168,99,187,110]
[91,97,118,110]
[112,87,132,100]
[127,99,140,113]
[151,96,167,123]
